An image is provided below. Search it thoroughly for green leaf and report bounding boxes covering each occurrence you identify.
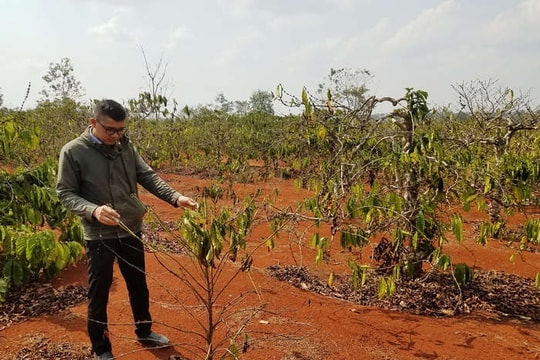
[454,263,474,286]
[317,126,326,142]
[4,121,17,141]
[483,177,492,194]
[310,233,319,248]
[54,243,68,272]
[387,277,396,296]
[451,214,463,244]
[360,266,368,287]
[228,339,239,359]
[377,278,387,299]
[0,278,9,302]
[406,259,414,276]
[0,225,7,243]
[67,241,84,261]
[301,88,308,105]
[315,248,324,265]
[15,236,28,258]
[392,265,400,279]
[437,254,451,271]
[3,259,24,286]
[327,272,334,287]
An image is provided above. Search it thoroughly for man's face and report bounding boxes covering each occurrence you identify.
[91,115,126,145]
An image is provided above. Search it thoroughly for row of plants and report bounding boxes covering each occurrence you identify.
[2,81,540,285]
[273,84,540,296]
[1,75,539,358]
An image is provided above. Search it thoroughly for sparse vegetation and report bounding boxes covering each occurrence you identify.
[0,60,539,358]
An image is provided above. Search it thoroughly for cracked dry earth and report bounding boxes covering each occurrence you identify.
[1,174,539,360]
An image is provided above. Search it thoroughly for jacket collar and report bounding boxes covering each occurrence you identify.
[82,126,130,159]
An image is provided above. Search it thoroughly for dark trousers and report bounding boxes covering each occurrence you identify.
[85,235,152,355]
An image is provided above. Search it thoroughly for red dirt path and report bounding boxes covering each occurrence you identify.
[1,174,539,360]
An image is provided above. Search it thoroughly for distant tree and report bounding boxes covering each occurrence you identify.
[215,92,234,113]
[234,100,249,115]
[452,79,538,159]
[212,90,274,115]
[450,79,539,228]
[40,57,85,102]
[249,90,274,114]
[317,67,373,111]
[128,48,178,120]
[0,88,3,107]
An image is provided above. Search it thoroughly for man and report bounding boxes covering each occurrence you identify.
[56,99,197,360]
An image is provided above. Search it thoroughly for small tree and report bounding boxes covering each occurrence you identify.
[450,79,539,237]
[0,161,84,302]
[249,90,274,114]
[275,80,463,294]
[317,67,373,111]
[40,57,85,102]
[215,93,234,114]
[0,81,84,301]
[124,184,283,360]
[128,48,178,121]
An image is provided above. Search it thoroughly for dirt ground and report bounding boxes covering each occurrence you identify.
[1,174,539,360]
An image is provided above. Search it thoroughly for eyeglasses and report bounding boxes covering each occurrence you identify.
[96,119,127,136]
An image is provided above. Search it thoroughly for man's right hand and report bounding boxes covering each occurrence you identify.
[177,195,198,210]
[93,205,121,225]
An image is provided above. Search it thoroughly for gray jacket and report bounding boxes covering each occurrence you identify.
[56,126,181,240]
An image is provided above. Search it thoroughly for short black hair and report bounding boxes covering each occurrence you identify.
[95,99,126,122]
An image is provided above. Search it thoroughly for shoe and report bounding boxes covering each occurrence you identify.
[138,332,171,347]
[96,351,114,359]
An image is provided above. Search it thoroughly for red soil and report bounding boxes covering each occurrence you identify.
[1,174,539,360]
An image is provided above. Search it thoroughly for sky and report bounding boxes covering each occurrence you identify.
[1,0,539,115]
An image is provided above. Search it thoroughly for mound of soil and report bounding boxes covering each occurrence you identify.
[267,265,540,321]
[0,283,87,331]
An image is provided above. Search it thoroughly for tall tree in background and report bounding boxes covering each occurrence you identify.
[40,57,85,102]
[450,79,539,232]
[215,93,234,113]
[213,91,272,115]
[128,48,177,120]
[249,90,274,114]
[317,67,373,111]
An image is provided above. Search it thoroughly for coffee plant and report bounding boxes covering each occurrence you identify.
[0,97,85,301]
[0,161,83,302]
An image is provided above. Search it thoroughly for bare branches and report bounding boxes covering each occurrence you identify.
[140,46,169,102]
[452,79,539,158]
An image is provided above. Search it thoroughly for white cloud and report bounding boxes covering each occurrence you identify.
[22,58,44,73]
[216,0,254,18]
[267,12,321,32]
[85,7,143,47]
[324,0,358,10]
[73,0,145,4]
[483,0,540,43]
[367,18,392,40]
[213,26,263,67]
[286,38,341,64]
[87,16,121,37]
[216,0,331,20]
[166,26,189,49]
[1,1,538,109]
[380,0,458,53]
